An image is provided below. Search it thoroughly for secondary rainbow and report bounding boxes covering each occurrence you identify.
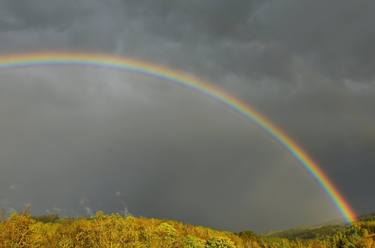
[0,52,357,222]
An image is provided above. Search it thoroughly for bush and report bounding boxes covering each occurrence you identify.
[33,214,60,223]
[206,236,236,248]
[184,235,206,248]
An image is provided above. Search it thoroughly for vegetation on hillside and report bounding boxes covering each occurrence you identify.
[267,225,347,240]
[0,210,374,248]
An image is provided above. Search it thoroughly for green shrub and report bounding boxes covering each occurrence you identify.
[33,214,60,223]
[206,236,236,248]
[184,235,206,248]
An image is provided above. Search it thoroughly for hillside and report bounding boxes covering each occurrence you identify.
[267,213,375,241]
[0,211,374,247]
[265,224,347,240]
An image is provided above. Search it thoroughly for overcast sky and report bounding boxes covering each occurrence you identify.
[0,0,374,232]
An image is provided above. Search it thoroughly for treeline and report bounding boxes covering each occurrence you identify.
[0,211,374,247]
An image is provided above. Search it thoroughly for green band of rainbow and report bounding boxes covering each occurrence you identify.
[0,52,356,222]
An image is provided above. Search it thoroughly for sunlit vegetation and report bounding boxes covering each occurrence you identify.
[0,209,374,247]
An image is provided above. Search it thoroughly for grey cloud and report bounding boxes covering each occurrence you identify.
[0,0,92,30]
[251,0,375,81]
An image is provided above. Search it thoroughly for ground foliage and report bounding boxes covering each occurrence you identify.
[0,210,374,247]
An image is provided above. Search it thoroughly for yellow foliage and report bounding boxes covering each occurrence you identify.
[0,213,374,248]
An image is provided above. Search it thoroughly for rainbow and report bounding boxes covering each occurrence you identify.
[0,52,356,222]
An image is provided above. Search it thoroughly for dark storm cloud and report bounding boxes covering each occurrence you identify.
[0,0,91,31]
[0,0,374,231]
[252,0,375,82]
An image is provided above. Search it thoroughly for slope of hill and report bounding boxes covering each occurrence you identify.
[359,213,375,222]
[0,211,374,247]
[265,224,347,240]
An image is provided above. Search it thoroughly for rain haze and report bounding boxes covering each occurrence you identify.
[0,0,374,232]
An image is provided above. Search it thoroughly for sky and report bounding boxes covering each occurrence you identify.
[0,0,374,232]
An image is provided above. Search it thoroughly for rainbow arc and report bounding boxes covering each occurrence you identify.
[0,52,357,222]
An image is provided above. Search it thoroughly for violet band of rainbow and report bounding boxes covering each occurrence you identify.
[0,52,357,223]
